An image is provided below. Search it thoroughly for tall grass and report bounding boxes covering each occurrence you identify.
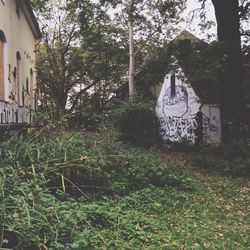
[0,122,195,249]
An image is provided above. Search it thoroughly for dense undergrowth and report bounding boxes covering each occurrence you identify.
[0,125,249,249]
[193,139,250,176]
[0,128,195,249]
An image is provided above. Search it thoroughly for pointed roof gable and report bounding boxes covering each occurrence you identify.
[173,30,201,44]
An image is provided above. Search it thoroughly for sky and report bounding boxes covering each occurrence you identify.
[180,0,217,41]
[105,0,218,42]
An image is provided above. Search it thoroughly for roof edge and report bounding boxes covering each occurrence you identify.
[21,0,42,40]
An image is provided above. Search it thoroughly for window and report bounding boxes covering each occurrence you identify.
[30,68,34,108]
[0,30,6,100]
[16,51,21,105]
[15,0,20,17]
[170,73,176,98]
[26,77,29,94]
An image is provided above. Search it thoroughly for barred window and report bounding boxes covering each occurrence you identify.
[0,30,6,100]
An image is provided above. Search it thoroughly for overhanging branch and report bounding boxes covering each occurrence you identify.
[69,73,106,111]
[240,31,250,37]
[239,1,250,19]
[198,0,207,9]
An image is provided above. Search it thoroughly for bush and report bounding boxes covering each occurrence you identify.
[0,128,195,193]
[193,139,250,176]
[112,99,157,147]
[194,157,250,176]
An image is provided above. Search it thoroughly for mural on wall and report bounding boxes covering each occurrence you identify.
[156,71,222,145]
[156,72,201,144]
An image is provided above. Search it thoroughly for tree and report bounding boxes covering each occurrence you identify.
[99,0,184,97]
[32,0,127,113]
[200,0,250,121]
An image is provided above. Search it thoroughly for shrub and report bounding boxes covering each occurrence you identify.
[193,139,250,176]
[0,129,195,195]
[112,99,157,147]
[194,157,250,176]
[33,111,51,127]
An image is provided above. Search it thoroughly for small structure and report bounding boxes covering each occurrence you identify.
[155,68,222,145]
[114,31,223,146]
[0,0,41,132]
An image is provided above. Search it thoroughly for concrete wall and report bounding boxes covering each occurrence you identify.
[0,0,37,109]
[201,104,222,145]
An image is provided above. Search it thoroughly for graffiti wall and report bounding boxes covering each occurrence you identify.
[155,73,222,145]
[156,73,200,144]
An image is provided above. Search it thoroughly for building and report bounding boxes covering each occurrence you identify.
[155,66,222,145]
[0,0,41,131]
[114,31,223,145]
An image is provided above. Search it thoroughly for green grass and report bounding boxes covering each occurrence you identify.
[90,172,249,250]
[0,130,249,249]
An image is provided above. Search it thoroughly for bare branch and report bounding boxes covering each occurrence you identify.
[187,0,207,24]
[240,31,250,37]
[62,24,77,56]
[199,0,207,9]
[239,1,250,18]
[70,74,105,111]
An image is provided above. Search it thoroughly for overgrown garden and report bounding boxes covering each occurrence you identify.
[1,0,250,249]
[0,123,249,249]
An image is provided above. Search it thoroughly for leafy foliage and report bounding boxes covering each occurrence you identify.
[101,0,184,96]
[0,129,249,249]
[193,139,250,176]
[112,99,157,147]
[34,0,127,113]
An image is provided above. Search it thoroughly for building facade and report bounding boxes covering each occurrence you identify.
[0,0,41,127]
[155,69,222,146]
[114,31,223,146]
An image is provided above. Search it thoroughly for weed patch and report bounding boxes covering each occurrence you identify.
[0,130,248,249]
[193,139,250,176]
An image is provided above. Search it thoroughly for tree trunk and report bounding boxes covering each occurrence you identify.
[128,19,135,97]
[211,0,245,121]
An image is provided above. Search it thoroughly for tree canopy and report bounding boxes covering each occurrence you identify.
[31,0,250,126]
[207,0,250,122]
[32,0,128,113]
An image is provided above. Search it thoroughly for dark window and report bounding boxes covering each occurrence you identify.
[171,73,176,98]
[30,68,34,108]
[16,51,21,105]
[0,30,6,100]
[0,30,6,43]
[16,51,21,60]
[26,77,29,93]
[16,0,20,17]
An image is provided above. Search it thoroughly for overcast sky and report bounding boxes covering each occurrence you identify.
[181,0,217,41]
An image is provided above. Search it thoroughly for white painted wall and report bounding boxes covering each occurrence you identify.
[0,0,37,107]
[156,72,200,144]
[156,71,222,145]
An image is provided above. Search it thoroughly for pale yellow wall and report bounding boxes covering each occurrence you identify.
[0,0,38,109]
